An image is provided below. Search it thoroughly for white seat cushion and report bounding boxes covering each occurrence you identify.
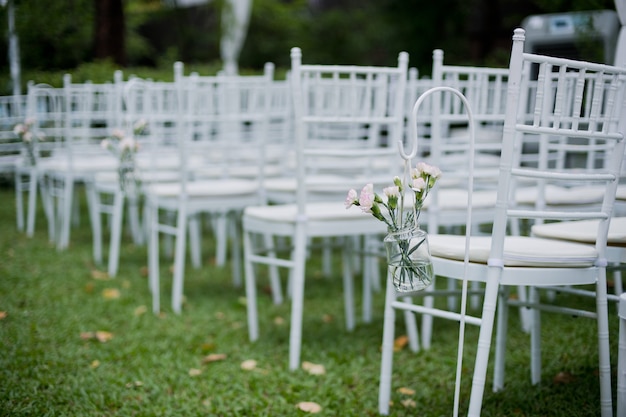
[429,234,597,267]
[146,179,259,197]
[245,201,381,223]
[531,217,626,246]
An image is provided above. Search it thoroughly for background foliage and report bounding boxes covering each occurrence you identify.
[0,0,619,93]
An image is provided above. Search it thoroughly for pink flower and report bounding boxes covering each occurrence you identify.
[345,189,358,209]
[111,129,125,140]
[359,183,375,213]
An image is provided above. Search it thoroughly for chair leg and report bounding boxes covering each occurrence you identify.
[421,278,435,350]
[493,286,510,391]
[264,232,283,305]
[107,190,125,277]
[188,214,201,269]
[15,171,25,232]
[40,176,55,243]
[172,207,188,314]
[595,270,613,417]
[85,183,103,266]
[403,297,420,352]
[529,286,541,385]
[613,267,623,296]
[58,177,73,250]
[467,267,501,417]
[148,203,160,314]
[341,245,355,331]
[378,270,396,415]
[288,224,307,371]
[243,228,260,341]
[126,195,143,245]
[322,237,332,277]
[229,212,242,288]
[214,213,227,267]
[26,170,38,237]
[617,293,626,417]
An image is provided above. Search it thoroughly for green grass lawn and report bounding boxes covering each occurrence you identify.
[0,182,620,416]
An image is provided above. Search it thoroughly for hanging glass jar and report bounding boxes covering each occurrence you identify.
[118,152,139,196]
[384,225,434,293]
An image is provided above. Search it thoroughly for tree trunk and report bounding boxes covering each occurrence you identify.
[94,0,126,66]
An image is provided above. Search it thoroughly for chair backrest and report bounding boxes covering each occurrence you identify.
[491,28,626,261]
[416,51,509,233]
[121,77,181,177]
[173,62,273,200]
[0,94,27,173]
[429,49,509,174]
[289,47,409,213]
[57,74,122,171]
[25,82,67,162]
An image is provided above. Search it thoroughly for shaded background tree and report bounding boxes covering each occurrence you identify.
[94,0,126,66]
[0,0,619,93]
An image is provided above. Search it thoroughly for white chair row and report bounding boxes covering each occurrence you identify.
[379,28,626,417]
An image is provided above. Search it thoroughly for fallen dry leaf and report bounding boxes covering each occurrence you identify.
[95,331,114,343]
[102,288,121,300]
[81,331,114,343]
[302,361,326,375]
[273,316,285,325]
[189,368,202,377]
[91,269,110,280]
[296,401,322,413]
[202,353,227,364]
[134,305,148,316]
[401,398,416,408]
[553,371,576,384]
[240,359,257,371]
[140,266,149,277]
[397,387,415,395]
[90,360,101,369]
[0,311,7,320]
[125,381,143,388]
[393,335,408,352]
[84,282,95,294]
[321,314,333,323]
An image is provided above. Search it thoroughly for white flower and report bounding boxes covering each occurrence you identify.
[411,177,426,192]
[345,162,441,232]
[383,185,400,199]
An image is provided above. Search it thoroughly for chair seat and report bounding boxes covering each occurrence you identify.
[93,170,180,186]
[429,234,598,267]
[146,179,259,197]
[39,154,118,174]
[515,184,605,206]
[245,201,380,223]
[617,185,626,200]
[531,217,626,246]
[195,163,283,179]
[423,187,498,210]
